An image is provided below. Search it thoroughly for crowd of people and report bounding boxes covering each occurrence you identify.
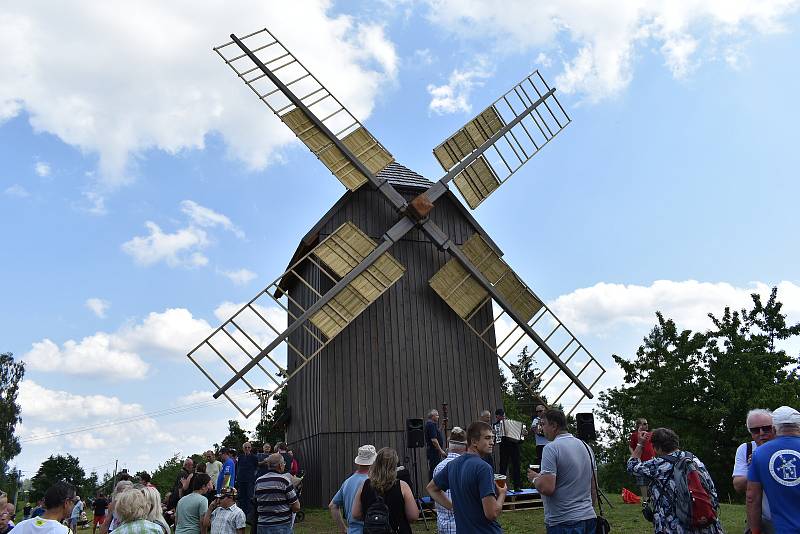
[325,404,799,534]
[2,404,798,534]
[623,405,800,534]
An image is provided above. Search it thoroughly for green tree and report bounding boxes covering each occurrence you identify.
[83,471,99,498]
[0,353,25,465]
[221,420,250,451]
[596,287,800,499]
[255,388,288,446]
[498,345,545,488]
[508,346,543,412]
[30,455,86,500]
[150,454,183,497]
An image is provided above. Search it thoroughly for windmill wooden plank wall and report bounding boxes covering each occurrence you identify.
[285,164,502,505]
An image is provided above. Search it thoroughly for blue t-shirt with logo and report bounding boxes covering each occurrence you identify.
[748,435,800,532]
[433,453,501,533]
[217,458,236,489]
[332,471,368,534]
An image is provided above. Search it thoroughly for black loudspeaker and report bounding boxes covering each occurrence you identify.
[576,413,597,441]
[406,418,425,448]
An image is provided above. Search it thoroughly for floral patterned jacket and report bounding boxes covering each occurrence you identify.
[627,451,724,534]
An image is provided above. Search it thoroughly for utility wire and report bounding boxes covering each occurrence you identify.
[20,391,255,444]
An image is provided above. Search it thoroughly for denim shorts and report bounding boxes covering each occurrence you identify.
[546,518,597,534]
[257,523,292,534]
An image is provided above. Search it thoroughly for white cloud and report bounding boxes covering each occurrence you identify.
[24,335,149,379]
[219,268,257,286]
[18,380,143,422]
[17,381,177,451]
[176,390,214,406]
[427,56,493,114]
[422,0,800,101]
[34,161,50,177]
[22,307,213,379]
[115,308,213,359]
[123,201,244,268]
[4,184,29,198]
[122,221,209,268]
[180,200,244,239]
[85,297,110,318]
[81,191,107,216]
[550,280,800,335]
[535,52,553,68]
[0,1,398,186]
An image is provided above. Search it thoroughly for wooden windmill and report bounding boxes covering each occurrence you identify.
[188,27,606,504]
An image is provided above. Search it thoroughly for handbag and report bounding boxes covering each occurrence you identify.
[581,440,611,534]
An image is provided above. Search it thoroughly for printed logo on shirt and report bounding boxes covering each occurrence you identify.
[769,449,800,487]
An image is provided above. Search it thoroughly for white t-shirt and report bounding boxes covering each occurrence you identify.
[732,441,771,520]
[11,517,70,534]
[206,461,223,488]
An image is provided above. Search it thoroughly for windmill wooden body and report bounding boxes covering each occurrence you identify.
[284,163,503,503]
[188,27,606,506]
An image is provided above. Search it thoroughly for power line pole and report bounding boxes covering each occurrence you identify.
[111,459,118,490]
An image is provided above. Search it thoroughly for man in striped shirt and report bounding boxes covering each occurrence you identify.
[254,454,300,534]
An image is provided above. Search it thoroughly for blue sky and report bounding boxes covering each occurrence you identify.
[2,0,799,479]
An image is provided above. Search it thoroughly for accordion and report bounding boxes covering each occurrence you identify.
[499,419,526,443]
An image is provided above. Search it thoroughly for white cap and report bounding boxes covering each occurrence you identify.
[772,406,800,425]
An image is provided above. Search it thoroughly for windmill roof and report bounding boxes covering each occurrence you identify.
[378,161,434,189]
[275,161,502,295]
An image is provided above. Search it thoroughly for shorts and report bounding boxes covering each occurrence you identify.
[93,515,106,526]
[546,518,596,534]
[633,473,649,487]
[69,518,78,528]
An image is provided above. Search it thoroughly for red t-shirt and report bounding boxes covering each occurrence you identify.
[629,431,655,461]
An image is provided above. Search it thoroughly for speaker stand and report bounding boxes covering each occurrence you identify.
[405,448,430,530]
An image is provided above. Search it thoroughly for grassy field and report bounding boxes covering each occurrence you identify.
[20,494,746,533]
[289,495,746,533]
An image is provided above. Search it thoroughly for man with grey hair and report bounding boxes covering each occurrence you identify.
[747,405,800,534]
[425,409,446,479]
[528,409,597,533]
[254,453,300,533]
[433,428,468,533]
[732,409,774,533]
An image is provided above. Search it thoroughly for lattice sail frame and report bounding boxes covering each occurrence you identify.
[430,235,606,414]
[187,222,405,416]
[214,29,394,191]
[433,71,571,209]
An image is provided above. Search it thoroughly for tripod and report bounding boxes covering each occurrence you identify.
[579,438,614,509]
[405,448,431,530]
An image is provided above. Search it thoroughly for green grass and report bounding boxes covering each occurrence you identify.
[289,495,746,533]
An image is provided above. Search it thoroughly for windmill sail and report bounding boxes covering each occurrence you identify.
[432,71,570,208]
[188,221,405,413]
[429,234,605,413]
[214,29,394,191]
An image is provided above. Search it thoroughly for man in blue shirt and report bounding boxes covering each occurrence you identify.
[747,405,800,534]
[217,448,237,490]
[427,421,507,533]
[329,445,376,534]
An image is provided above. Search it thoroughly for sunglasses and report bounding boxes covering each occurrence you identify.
[749,425,773,434]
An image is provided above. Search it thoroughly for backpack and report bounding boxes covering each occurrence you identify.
[363,494,393,534]
[662,453,717,529]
